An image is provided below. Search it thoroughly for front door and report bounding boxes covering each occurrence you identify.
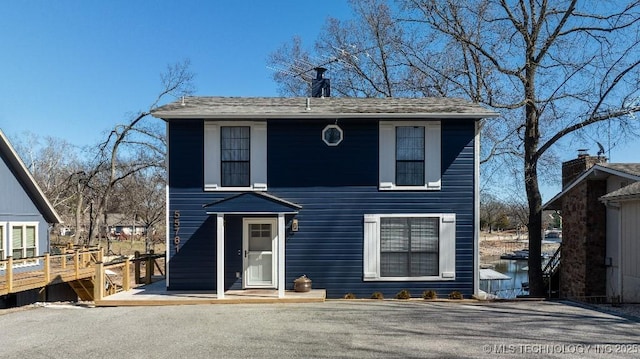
[243,218,277,288]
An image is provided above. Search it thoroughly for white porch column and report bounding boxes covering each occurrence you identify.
[278,213,286,298]
[216,213,225,299]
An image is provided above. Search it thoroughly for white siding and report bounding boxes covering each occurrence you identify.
[621,200,640,302]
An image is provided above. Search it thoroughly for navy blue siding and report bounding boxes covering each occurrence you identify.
[167,119,476,298]
[224,215,243,290]
[167,120,217,290]
[268,120,378,187]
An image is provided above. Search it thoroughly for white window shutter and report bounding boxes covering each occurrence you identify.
[425,122,441,190]
[251,122,268,190]
[204,122,220,190]
[363,215,380,280]
[440,214,456,279]
[379,123,395,188]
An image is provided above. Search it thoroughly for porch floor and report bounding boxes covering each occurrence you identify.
[94,280,326,306]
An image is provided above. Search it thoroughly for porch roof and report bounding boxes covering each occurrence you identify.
[204,192,302,214]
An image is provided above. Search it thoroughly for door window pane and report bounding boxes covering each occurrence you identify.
[249,224,271,251]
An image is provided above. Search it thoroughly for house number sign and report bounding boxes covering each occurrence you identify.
[173,210,181,252]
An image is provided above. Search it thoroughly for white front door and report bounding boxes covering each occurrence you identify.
[243,218,277,288]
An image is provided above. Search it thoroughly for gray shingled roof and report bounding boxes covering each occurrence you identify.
[151,97,499,119]
[599,163,640,177]
[543,162,640,210]
[600,181,640,202]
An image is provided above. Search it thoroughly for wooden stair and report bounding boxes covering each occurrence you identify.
[68,278,95,301]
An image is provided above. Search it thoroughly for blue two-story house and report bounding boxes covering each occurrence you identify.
[152,96,498,299]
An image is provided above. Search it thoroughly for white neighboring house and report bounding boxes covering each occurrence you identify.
[544,159,640,303]
[600,181,640,303]
[105,213,146,238]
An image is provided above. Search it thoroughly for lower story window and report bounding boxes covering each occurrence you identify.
[364,214,456,281]
[381,217,439,277]
[11,223,37,259]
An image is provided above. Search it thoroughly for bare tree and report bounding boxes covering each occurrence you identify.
[269,0,640,296]
[86,59,194,246]
[402,0,640,295]
[117,167,166,252]
[268,0,416,98]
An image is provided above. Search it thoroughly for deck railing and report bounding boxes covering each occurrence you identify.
[1,248,165,301]
[0,247,103,296]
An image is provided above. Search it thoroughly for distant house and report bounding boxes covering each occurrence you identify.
[105,213,146,238]
[544,152,640,303]
[152,94,498,299]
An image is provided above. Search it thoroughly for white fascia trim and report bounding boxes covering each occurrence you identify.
[155,113,499,120]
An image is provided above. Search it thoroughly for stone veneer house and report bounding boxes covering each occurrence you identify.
[544,152,640,303]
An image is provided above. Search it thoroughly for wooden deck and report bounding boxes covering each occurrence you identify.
[2,250,325,306]
[0,248,141,301]
[0,249,102,296]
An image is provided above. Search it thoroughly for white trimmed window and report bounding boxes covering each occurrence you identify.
[363,214,455,281]
[204,121,267,191]
[9,222,38,259]
[379,121,441,190]
[0,223,5,261]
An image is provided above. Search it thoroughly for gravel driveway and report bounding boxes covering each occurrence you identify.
[1,300,639,358]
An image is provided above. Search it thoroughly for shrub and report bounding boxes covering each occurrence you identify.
[448,291,463,300]
[395,289,411,300]
[343,293,356,299]
[422,290,437,300]
[371,291,384,300]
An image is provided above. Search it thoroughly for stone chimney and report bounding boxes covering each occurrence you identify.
[561,149,607,188]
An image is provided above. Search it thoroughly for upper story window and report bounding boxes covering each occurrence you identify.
[396,126,425,186]
[221,126,251,187]
[322,124,343,146]
[204,121,267,191]
[379,121,441,191]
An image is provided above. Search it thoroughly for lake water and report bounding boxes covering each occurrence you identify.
[481,259,530,298]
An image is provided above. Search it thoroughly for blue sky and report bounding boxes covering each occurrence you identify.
[0,1,351,144]
[0,1,637,201]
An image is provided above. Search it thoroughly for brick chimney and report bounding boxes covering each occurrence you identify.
[561,149,607,188]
